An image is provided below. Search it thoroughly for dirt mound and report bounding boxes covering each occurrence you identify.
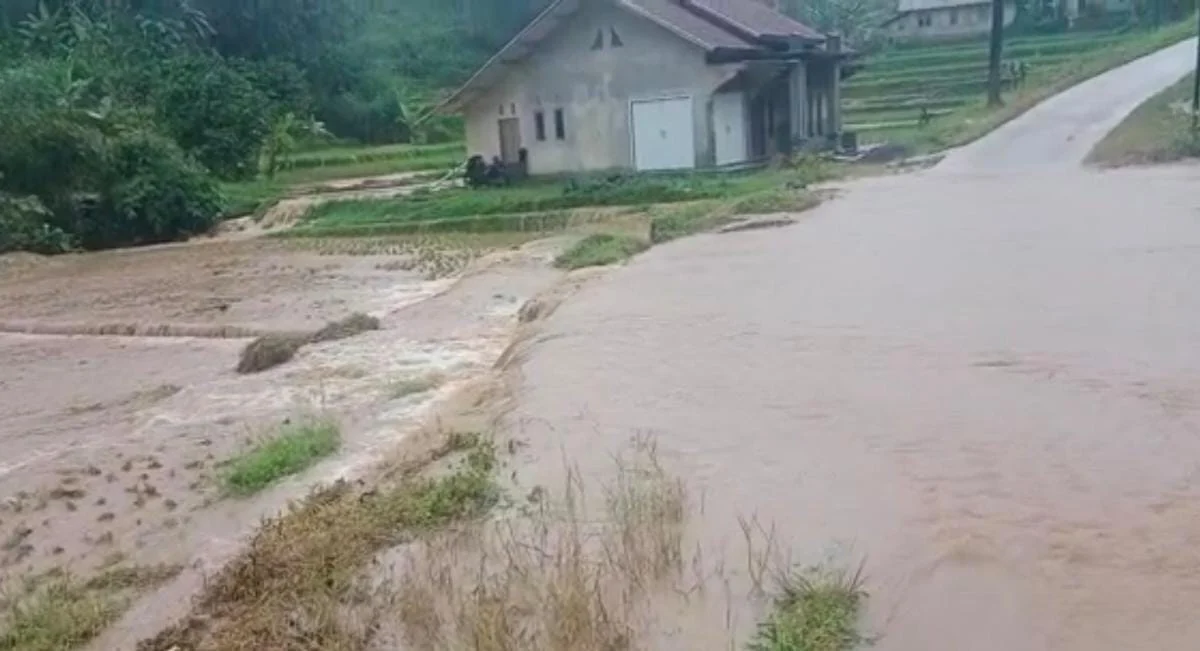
[236,312,381,375]
[235,333,308,374]
[310,312,381,343]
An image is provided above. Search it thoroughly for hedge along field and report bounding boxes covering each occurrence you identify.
[844,26,1180,134]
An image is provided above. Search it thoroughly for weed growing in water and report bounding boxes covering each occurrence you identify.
[221,419,342,497]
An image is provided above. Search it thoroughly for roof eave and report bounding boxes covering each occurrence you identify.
[707,44,857,65]
[438,0,579,115]
[618,0,719,51]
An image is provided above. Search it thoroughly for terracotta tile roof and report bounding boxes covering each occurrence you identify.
[896,0,990,11]
[622,0,758,50]
[442,0,831,113]
[687,0,826,42]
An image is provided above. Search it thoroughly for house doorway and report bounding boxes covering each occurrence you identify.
[498,118,522,163]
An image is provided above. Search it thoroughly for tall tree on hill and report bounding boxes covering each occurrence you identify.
[986,0,1005,107]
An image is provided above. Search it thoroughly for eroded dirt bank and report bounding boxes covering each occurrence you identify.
[0,235,569,648]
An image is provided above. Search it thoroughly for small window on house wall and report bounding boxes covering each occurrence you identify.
[592,29,604,50]
[949,8,958,23]
[554,109,566,140]
[610,27,623,47]
[535,111,546,141]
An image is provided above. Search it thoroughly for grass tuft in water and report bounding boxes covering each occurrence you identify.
[748,562,867,651]
[554,233,648,270]
[221,419,342,496]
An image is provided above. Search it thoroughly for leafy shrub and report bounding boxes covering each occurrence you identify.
[85,130,222,249]
[235,58,313,118]
[0,60,108,211]
[153,54,270,180]
[0,190,73,254]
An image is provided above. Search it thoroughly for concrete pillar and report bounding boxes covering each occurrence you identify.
[827,33,843,136]
[789,63,807,144]
[829,61,842,135]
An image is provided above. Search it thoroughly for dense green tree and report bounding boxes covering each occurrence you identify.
[0,0,552,253]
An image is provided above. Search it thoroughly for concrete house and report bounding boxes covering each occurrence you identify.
[883,0,1016,41]
[883,0,1130,41]
[442,0,853,174]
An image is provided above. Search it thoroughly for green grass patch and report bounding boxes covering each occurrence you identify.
[303,174,748,227]
[296,166,828,240]
[0,566,181,651]
[729,189,821,215]
[219,178,291,218]
[285,142,464,170]
[1088,72,1200,166]
[649,187,819,244]
[221,419,342,497]
[281,209,577,239]
[649,200,732,244]
[749,564,867,651]
[554,233,649,270]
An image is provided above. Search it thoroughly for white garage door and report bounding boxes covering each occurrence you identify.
[713,92,747,166]
[631,97,695,171]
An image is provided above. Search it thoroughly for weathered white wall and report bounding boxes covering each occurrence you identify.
[463,1,739,174]
[887,3,1015,40]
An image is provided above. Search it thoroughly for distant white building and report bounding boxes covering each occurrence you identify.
[882,0,1016,41]
[882,0,1132,41]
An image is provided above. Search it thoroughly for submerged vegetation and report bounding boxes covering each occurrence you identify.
[555,233,649,270]
[221,420,343,496]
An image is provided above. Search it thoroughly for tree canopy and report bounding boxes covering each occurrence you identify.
[0,0,548,254]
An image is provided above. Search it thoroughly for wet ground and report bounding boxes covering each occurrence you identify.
[506,42,1200,649]
[0,235,566,648]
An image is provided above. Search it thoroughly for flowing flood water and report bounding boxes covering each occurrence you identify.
[507,42,1200,651]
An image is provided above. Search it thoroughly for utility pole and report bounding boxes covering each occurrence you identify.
[1193,6,1200,132]
[987,0,1005,107]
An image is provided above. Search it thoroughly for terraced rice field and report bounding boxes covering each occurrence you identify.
[845,29,1149,135]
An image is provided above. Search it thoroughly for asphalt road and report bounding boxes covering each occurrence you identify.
[939,37,1198,171]
[510,41,1200,650]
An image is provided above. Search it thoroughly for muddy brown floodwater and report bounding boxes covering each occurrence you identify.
[505,45,1200,651]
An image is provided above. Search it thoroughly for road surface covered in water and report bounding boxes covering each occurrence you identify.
[510,42,1200,649]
